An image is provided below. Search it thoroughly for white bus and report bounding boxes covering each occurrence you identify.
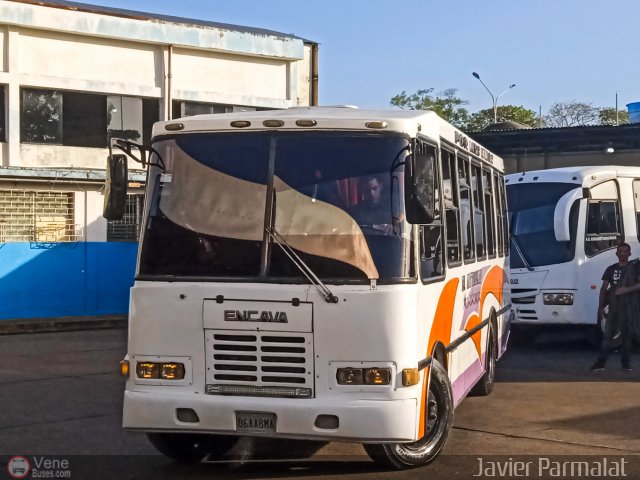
[105,107,511,469]
[506,166,640,334]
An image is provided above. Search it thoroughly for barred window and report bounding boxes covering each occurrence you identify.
[107,194,143,242]
[0,190,78,242]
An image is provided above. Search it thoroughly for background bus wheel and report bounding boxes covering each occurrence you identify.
[363,359,453,470]
[470,324,496,397]
[147,433,238,463]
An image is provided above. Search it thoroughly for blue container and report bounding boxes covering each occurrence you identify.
[627,102,640,124]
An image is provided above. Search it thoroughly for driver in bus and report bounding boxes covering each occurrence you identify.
[354,176,393,234]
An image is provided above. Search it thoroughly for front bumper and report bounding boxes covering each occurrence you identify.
[123,390,418,443]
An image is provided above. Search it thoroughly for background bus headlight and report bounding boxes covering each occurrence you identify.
[543,293,574,305]
[336,367,391,385]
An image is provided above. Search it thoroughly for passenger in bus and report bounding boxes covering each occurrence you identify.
[591,242,639,372]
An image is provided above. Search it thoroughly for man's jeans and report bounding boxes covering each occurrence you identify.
[598,303,632,364]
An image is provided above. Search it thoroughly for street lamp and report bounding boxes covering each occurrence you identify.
[472,72,516,123]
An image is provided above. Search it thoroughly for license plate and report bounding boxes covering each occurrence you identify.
[235,412,277,434]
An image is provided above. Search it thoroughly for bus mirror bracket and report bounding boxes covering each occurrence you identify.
[553,187,583,242]
[404,144,436,224]
[103,138,147,221]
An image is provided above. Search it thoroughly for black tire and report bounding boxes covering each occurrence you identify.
[363,359,453,470]
[147,433,238,463]
[470,323,497,397]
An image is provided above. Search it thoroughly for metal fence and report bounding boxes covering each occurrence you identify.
[107,194,143,242]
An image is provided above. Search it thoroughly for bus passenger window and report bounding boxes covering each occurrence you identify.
[471,163,486,259]
[585,180,622,256]
[633,180,640,242]
[442,149,460,263]
[421,225,444,278]
[484,169,496,257]
[458,155,474,261]
[585,201,622,255]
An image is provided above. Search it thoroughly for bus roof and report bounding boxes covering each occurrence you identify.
[506,165,640,188]
[153,107,504,171]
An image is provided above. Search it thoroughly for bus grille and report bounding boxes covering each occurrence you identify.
[205,330,314,396]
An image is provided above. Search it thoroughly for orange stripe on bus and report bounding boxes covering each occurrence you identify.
[465,313,483,360]
[418,277,459,439]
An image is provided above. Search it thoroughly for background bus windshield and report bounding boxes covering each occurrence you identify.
[507,182,579,268]
[139,132,412,282]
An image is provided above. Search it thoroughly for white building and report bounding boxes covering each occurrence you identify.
[0,0,318,320]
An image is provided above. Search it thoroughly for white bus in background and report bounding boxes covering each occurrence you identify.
[506,166,640,335]
[104,107,511,470]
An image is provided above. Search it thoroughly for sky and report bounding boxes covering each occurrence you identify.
[83,0,640,115]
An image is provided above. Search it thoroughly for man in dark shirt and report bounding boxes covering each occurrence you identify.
[591,242,639,371]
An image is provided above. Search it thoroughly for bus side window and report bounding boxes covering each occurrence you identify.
[498,173,509,257]
[585,180,622,256]
[471,163,486,260]
[419,141,444,280]
[458,155,475,262]
[484,168,496,258]
[634,179,640,242]
[442,148,460,264]
[494,171,504,256]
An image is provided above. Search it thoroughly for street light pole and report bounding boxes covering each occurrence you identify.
[472,72,516,123]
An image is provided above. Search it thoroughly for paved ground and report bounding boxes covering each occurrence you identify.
[0,327,638,479]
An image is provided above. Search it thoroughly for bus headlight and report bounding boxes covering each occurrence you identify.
[336,368,363,385]
[160,363,185,380]
[136,362,185,380]
[543,293,574,305]
[336,367,391,385]
[364,368,391,385]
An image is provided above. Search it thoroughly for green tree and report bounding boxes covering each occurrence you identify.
[598,107,629,126]
[390,88,470,128]
[464,105,538,131]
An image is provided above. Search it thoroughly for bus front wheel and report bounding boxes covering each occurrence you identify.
[147,433,238,463]
[363,359,453,470]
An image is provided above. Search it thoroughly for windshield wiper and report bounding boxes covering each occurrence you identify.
[266,227,339,303]
[510,233,535,271]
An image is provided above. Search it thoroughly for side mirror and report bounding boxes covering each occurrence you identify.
[553,187,582,241]
[405,147,436,224]
[103,154,128,220]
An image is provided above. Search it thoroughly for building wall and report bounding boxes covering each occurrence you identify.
[0,2,316,320]
[505,150,640,174]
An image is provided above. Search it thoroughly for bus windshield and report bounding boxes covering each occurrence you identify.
[139,131,412,282]
[507,182,579,268]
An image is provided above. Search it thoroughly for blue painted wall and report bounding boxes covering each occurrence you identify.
[0,242,138,320]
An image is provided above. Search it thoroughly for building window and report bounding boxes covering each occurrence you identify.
[0,85,5,142]
[64,91,108,148]
[20,89,63,144]
[107,194,143,242]
[108,96,143,142]
[0,190,78,242]
[20,88,158,147]
[171,100,257,119]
